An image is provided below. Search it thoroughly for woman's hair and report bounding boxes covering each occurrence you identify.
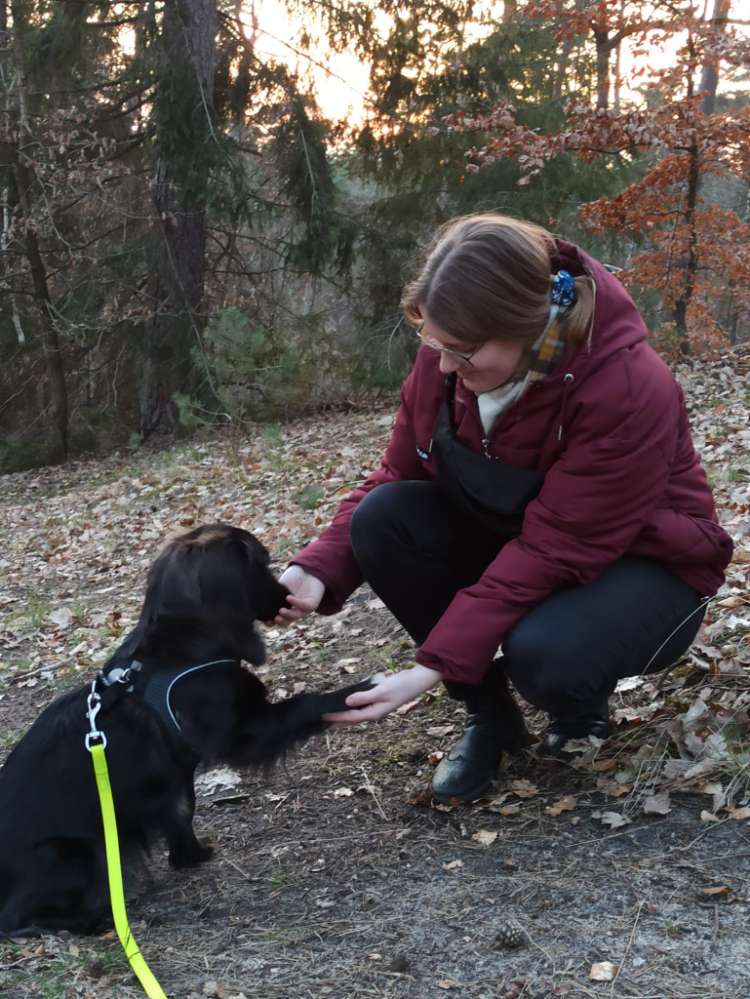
[401,213,595,347]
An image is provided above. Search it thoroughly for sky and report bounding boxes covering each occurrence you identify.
[246,1,379,125]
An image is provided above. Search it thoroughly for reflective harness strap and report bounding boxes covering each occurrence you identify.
[85,675,167,999]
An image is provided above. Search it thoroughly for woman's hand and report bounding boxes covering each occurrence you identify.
[323,665,441,725]
[274,565,325,625]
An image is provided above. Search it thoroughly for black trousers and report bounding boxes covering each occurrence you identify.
[349,481,707,718]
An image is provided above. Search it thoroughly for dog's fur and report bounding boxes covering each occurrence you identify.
[0,524,366,937]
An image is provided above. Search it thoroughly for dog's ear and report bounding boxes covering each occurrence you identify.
[194,533,271,663]
[234,530,289,624]
[134,524,287,663]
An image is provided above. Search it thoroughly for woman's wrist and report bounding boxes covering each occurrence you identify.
[408,664,442,691]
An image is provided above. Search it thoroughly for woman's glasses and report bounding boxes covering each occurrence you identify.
[415,323,480,368]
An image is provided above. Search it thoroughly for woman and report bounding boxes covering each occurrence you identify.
[274,213,733,803]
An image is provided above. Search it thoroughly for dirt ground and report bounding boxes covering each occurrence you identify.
[1,353,749,998]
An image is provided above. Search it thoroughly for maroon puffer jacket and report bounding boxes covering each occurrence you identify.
[291,240,734,683]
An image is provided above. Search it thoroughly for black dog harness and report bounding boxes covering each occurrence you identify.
[98,659,237,739]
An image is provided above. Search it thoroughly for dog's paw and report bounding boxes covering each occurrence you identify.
[169,840,214,869]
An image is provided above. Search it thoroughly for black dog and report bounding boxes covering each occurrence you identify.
[0,524,367,936]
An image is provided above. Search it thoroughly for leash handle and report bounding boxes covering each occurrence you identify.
[89,743,168,999]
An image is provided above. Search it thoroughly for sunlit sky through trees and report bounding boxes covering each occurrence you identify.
[116,3,748,126]
[243,1,749,124]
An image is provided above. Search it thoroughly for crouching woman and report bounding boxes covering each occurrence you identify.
[275,213,733,803]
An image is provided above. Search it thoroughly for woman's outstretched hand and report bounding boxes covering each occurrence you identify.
[274,565,325,625]
[323,665,441,725]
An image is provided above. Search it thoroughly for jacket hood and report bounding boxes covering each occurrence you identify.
[551,239,648,373]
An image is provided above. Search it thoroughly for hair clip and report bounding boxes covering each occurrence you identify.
[550,270,577,308]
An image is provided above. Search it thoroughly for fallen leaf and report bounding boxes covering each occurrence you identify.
[427,725,455,737]
[591,758,617,772]
[716,595,747,609]
[510,779,539,798]
[545,795,577,816]
[443,859,464,871]
[472,829,498,846]
[49,607,73,628]
[702,886,732,895]
[728,806,750,820]
[395,697,422,715]
[597,778,632,798]
[497,803,521,816]
[701,810,720,822]
[597,811,631,829]
[486,793,511,811]
[615,676,645,692]
[195,767,242,796]
[438,980,460,990]
[589,961,617,981]
[643,792,671,816]
[333,786,354,798]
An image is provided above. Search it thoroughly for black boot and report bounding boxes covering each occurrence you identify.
[432,668,531,803]
[538,698,610,757]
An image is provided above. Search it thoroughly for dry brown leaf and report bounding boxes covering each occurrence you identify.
[426,725,455,737]
[510,779,539,798]
[333,786,354,798]
[591,758,618,772]
[597,778,632,797]
[438,980,460,991]
[716,595,747,608]
[545,795,577,816]
[728,806,750,820]
[395,697,422,715]
[702,886,732,895]
[497,803,521,816]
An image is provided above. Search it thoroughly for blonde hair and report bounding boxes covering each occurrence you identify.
[401,213,595,347]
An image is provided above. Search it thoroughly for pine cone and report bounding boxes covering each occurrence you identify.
[494,923,526,949]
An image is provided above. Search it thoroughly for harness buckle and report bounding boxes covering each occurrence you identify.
[85,677,107,751]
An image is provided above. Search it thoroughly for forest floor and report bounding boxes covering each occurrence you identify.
[1,349,749,999]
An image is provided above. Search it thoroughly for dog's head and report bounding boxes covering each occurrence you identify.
[132,524,288,664]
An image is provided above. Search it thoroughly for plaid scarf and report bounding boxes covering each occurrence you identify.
[474,271,576,434]
[523,304,568,384]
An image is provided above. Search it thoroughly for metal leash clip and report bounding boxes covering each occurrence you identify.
[85,675,107,751]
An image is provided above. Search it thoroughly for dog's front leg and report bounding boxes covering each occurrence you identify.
[164,771,213,869]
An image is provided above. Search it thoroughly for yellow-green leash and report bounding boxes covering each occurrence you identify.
[86,679,168,999]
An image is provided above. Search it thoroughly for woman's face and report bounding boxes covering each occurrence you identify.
[418,307,525,394]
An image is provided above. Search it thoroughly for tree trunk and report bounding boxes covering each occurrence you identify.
[698,0,730,115]
[141,0,217,437]
[10,0,69,457]
[671,143,700,354]
[593,28,610,110]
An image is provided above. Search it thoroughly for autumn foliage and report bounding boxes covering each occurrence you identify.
[446,0,750,354]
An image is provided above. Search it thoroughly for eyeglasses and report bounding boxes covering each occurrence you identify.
[415,323,480,368]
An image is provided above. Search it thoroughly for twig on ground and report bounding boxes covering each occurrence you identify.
[610,899,644,995]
